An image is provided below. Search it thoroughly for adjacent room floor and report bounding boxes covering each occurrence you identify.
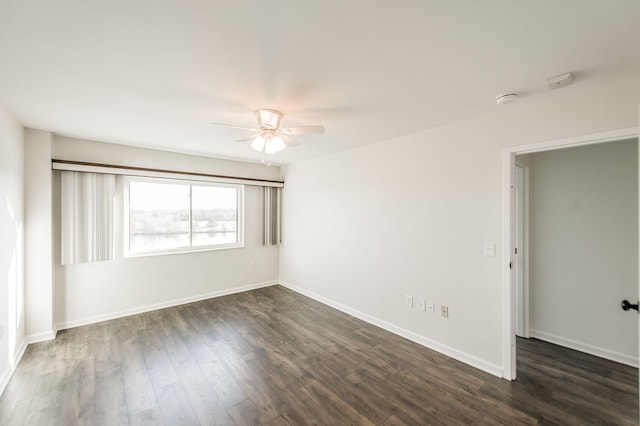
[1,285,637,425]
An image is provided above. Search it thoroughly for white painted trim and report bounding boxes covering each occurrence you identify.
[280,281,503,378]
[13,339,27,369]
[508,127,639,155]
[25,330,57,344]
[0,366,10,397]
[502,126,640,381]
[55,280,278,331]
[530,330,639,368]
[502,149,516,380]
[0,338,28,397]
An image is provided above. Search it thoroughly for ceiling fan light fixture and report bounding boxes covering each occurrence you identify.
[251,132,286,154]
[251,135,266,152]
[268,136,286,153]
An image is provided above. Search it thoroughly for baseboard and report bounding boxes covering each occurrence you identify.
[530,329,638,368]
[55,280,279,331]
[14,339,27,366]
[279,281,503,378]
[25,330,57,344]
[0,338,27,397]
[0,364,10,398]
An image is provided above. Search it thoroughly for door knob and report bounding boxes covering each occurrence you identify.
[621,300,639,312]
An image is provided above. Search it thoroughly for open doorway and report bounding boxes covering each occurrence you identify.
[502,127,639,380]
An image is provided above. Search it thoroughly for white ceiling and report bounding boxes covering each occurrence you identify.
[0,1,639,165]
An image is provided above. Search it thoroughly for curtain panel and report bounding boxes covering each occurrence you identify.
[60,171,115,265]
[263,187,281,246]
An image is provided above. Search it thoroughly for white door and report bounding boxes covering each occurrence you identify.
[515,165,526,337]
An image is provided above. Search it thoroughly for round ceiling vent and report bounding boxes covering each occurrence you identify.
[495,93,518,105]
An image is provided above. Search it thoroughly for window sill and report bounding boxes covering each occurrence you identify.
[124,243,245,259]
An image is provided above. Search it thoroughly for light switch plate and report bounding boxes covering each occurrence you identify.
[484,242,496,257]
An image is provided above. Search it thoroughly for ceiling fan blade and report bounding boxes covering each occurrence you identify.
[234,136,257,143]
[209,122,257,132]
[280,134,301,147]
[279,125,325,135]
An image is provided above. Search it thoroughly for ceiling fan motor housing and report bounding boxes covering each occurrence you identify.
[256,109,282,130]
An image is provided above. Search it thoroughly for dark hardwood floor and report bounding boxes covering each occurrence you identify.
[1,285,637,425]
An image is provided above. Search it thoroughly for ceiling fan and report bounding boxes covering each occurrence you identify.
[210,109,324,155]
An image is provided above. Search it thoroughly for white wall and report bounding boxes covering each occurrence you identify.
[52,136,280,329]
[280,74,640,376]
[24,129,54,341]
[526,140,638,365]
[0,104,25,394]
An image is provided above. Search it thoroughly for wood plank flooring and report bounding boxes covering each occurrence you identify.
[1,285,637,425]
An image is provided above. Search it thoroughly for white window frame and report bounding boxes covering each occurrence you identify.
[123,176,244,257]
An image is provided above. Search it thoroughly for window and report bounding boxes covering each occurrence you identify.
[125,177,243,255]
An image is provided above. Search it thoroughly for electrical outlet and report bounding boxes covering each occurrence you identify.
[427,301,435,314]
[417,298,426,311]
[404,294,413,308]
[441,305,449,318]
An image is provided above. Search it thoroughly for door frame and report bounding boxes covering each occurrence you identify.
[501,126,639,380]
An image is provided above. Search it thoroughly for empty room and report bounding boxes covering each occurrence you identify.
[1,1,639,424]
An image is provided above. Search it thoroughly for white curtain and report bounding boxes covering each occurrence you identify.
[263,187,281,246]
[61,171,115,265]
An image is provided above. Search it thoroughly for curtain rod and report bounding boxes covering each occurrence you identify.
[51,159,284,187]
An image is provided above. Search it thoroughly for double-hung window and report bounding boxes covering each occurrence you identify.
[124,177,243,256]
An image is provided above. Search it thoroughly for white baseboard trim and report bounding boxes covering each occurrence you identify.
[279,281,503,378]
[55,280,279,331]
[530,329,638,368]
[0,338,28,397]
[25,330,57,344]
[0,365,10,398]
[13,339,27,369]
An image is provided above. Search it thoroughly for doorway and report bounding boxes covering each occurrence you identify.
[502,127,639,380]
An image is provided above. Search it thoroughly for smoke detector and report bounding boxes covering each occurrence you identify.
[496,93,518,105]
[547,72,575,90]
